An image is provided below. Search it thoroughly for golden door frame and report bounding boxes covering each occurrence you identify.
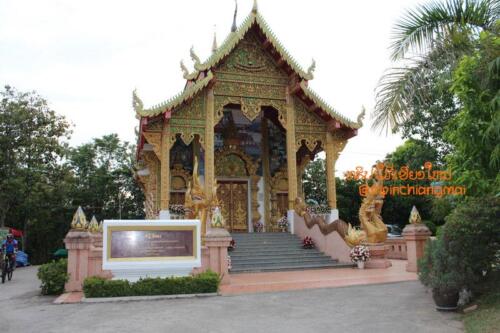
[214,145,260,232]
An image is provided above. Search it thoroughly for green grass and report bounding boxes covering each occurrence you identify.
[463,272,500,333]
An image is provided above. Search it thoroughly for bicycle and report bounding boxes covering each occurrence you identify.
[1,253,14,283]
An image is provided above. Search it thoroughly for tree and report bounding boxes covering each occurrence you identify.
[0,86,71,254]
[373,0,499,133]
[445,28,500,195]
[67,134,145,221]
[302,158,327,205]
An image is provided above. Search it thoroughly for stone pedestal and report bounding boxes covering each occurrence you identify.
[365,243,392,269]
[64,230,111,292]
[403,223,431,272]
[204,228,232,285]
[64,230,92,292]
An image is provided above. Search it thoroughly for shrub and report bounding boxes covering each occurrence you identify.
[440,197,500,291]
[419,197,500,293]
[37,259,69,295]
[83,270,220,298]
[418,238,463,293]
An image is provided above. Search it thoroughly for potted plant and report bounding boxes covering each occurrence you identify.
[349,245,370,269]
[418,239,461,311]
[254,222,264,233]
[228,239,236,251]
[169,204,185,219]
[277,216,288,232]
[302,236,314,249]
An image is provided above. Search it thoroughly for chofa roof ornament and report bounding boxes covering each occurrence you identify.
[231,0,238,32]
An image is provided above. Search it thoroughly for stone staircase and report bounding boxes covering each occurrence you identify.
[229,233,353,273]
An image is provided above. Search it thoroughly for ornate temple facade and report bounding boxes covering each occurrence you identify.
[134,3,363,233]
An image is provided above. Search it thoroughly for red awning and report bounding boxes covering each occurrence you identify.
[9,228,23,238]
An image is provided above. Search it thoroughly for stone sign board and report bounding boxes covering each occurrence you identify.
[102,220,201,281]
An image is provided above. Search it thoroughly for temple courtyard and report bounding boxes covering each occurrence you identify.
[0,265,463,333]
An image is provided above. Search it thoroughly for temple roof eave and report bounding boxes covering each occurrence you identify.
[298,81,362,130]
[137,71,214,118]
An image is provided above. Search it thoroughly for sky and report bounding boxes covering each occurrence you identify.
[0,0,424,176]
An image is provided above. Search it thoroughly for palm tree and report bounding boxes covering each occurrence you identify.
[372,0,499,133]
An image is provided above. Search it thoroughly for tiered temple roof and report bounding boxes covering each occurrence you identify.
[135,1,362,131]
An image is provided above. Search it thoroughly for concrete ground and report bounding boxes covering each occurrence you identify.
[0,266,463,333]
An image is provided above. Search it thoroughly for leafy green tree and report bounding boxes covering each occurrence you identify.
[67,134,145,221]
[302,158,327,205]
[445,28,500,195]
[0,86,71,256]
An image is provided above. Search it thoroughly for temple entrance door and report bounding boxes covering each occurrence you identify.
[276,193,288,219]
[217,180,249,232]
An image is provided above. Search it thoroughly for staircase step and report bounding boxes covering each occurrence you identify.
[228,233,349,273]
[230,262,354,273]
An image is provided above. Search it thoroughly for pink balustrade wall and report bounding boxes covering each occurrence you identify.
[385,238,407,259]
[293,212,351,263]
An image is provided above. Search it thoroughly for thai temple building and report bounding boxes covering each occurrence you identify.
[133,1,364,234]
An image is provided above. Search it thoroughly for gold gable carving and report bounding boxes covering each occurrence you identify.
[170,94,206,147]
[143,131,162,159]
[294,97,326,152]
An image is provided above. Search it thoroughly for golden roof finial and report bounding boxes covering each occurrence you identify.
[409,206,422,224]
[212,25,218,53]
[307,58,316,78]
[132,89,143,115]
[252,0,258,13]
[180,60,189,79]
[88,215,99,233]
[190,46,201,67]
[357,106,366,127]
[70,206,88,230]
[231,0,238,32]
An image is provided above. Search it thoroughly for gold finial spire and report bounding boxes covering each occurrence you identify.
[88,215,99,233]
[231,0,238,32]
[70,206,88,230]
[409,206,422,224]
[212,25,218,53]
[252,0,258,13]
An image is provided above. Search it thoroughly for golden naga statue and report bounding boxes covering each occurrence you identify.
[184,157,223,241]
[294,162,388,247]
[294,197,365,247]
[358,164,388,244]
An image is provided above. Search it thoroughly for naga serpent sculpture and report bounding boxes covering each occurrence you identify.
[184,156,223,242]
[295,163,388,247]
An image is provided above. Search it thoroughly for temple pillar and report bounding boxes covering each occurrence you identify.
[261,117,271,231]
[285,89,297,233]
[205,88,215,201]
[325,132,347,222]
[159,120,171,219]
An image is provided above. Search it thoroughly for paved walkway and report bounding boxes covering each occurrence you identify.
[0,265,463,333]
[222,259,417,295]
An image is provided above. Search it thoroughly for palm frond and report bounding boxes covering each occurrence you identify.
[391,0,499,60]
[372,59,435,134]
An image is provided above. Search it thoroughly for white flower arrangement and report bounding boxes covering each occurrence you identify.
[350,245,370,263]
[277,216,288,230]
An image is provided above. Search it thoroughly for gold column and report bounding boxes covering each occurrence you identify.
[160,121,171,211]
[325,132,348,209]
[205,88,215,200]
[325,132,336,209]
[285,90,298,210]
[261,117,271,229]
